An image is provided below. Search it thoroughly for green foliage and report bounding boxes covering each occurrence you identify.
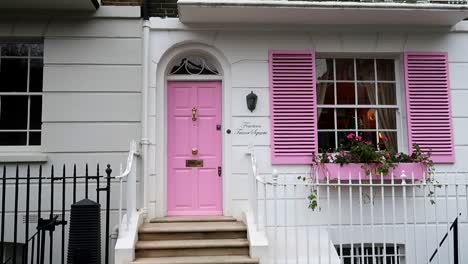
[305,133,438,210]
[314,133,434,177]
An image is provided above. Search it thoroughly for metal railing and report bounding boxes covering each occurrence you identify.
[0,163,114,264]
[248,148,468,264]
[116,140,139,230]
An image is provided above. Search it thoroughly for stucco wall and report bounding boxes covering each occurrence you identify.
[0,10,142,263]
[0,14,142,167]
[148,20,468,262]
[148,18,468,215]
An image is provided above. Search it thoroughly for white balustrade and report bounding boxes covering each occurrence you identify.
[115,140,140,230]
[248,147,468,263]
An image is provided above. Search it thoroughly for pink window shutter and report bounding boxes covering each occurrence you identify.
[269,50,317,164]
[404,52,455,163]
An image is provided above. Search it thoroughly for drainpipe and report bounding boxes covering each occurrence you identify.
[141,0,150,216]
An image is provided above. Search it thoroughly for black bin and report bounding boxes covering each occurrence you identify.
[67,199,101,264]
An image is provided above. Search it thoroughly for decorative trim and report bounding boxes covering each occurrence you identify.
[0,152,48,163]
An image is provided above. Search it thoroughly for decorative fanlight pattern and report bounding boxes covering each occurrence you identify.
[169,56,219,75]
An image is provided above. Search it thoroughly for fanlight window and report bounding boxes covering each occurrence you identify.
[169,56,219,75]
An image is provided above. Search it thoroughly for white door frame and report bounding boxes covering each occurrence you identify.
[152,43,233,219]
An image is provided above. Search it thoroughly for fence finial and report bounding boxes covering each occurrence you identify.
[106,164,112,176]
[401,170,407,184]
[272,169,279,184]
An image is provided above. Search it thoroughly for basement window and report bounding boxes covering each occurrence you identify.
[336,244,405,264]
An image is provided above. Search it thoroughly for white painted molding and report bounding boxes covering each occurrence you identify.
[153,42,233,218]
[242,211,269,264]
[94,6,141,18]
[150,17,455,32]
[166,75,223,81]
[114,211,145,264]
[0,152,48,163]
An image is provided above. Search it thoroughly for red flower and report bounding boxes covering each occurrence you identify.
[356,136,362,141]
[364,141,371,145]
[346,133,355,139]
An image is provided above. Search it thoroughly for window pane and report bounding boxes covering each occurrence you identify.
[29,132,41,146]
[30,44,43,57]
[378,83,397,105]
[318,132,335,151]
[338,131,356,147]
[336,59,354,81]
[30,96,42,129]
[1,44,28,56]
[357,83,376,105]
[0,58,28,92]
[359,131,377,148]
[30,59,43,92]
[376,59,395,81]
[378,131,398,152]
[336,82,355,104]
[316,59,334,80]
[357,108,376,129]
[317,83,334,105]
[356,59,375,81]
[0,96,28,129]
[318,108,335,129]
[0,132,26,145]
[377,109,397,129]
[337,108,355,129]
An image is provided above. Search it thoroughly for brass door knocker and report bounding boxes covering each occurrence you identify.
[192,106,197,121]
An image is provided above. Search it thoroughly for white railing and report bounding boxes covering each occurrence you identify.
[248,144,266,232]
[116,140,140,230]
[248,150,468,263]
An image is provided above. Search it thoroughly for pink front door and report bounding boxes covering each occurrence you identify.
[167,81,223,216]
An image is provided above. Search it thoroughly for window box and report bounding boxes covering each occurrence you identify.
[317,162,427,181]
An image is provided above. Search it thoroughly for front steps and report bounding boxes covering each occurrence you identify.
[131,216,259,264]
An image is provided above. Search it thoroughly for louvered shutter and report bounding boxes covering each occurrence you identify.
[269,50,317,164]
[404,52,454,163]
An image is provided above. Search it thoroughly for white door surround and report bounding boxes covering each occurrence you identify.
[151,42,233,220]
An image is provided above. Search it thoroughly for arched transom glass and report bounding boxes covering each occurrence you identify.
[169,55,219,75]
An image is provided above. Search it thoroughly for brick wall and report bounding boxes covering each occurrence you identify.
[148,0,178,17]
[102,0,143,5]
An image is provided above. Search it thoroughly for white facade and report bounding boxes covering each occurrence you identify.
[144,18,468,263]
[0,6,142,263]
[147,18,468,218]
[2,3,468,263]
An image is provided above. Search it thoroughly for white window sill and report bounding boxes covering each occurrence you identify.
[0,152,48,163]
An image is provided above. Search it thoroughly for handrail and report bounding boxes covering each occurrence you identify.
[116,140,139,180]
[117,140,140,230]
[247,144,274,232]
[247,144,260,231]
[429,214,460,264]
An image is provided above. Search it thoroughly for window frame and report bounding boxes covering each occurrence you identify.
[0,42,43,151]
[315,54,407,153]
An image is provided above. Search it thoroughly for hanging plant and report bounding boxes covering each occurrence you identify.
[300,134,439,210]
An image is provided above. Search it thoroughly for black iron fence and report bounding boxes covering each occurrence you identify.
[0,164,115,264]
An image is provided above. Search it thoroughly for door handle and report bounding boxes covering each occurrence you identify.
[218,166,222,177]
[192,106,197,121]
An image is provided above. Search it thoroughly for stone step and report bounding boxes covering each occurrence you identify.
[150,216,237,223]
[138,222,247,241]
[131,255,259,264]
[136,239,249,249]
[140,222,246,233]
[135,239,250,258]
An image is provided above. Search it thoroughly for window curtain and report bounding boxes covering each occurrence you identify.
[362,83,397,151]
